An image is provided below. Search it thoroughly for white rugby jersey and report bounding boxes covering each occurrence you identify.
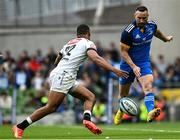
[51,38,97,75]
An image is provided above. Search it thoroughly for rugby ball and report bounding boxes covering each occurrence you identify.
[119,97,139,116]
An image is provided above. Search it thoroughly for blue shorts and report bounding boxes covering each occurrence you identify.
[119,65,153,85]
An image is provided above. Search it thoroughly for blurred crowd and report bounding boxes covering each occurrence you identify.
[0,41,180,124]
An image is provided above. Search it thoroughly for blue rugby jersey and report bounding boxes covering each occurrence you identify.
[120,21,157,68]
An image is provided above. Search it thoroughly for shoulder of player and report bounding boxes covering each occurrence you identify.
[83,38,91,42]
[82,38,94,45]
[124,23,135,33]
[79,38,96,49]
[79,38,89,43]
[148,20,157,26]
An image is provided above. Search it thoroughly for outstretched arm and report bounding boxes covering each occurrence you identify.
[87,50,128,78]
[154,29,173,42]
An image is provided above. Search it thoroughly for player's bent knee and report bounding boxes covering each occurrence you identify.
[143,82,153,93]
[90,93,96,101]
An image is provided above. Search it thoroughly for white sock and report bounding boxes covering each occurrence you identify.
[83,110,92,116]
[26,117,33,124]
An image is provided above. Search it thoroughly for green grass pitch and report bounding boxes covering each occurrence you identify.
[0,122,180,139]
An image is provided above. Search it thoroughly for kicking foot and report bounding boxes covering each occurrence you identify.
[83,120,102,135]
[147,108,161,122]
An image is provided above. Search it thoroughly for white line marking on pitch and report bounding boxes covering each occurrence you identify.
[57,125,180,133]
[104,127,180,133]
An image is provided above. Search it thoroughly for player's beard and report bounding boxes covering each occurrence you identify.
[137,23,145,28]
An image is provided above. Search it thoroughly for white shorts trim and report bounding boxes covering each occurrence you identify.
[69,81,81,92]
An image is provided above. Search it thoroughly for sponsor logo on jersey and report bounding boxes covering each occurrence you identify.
[135,34,141,39]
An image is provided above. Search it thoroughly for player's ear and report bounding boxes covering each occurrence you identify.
[147,13,149,18]
[86,32,90,40]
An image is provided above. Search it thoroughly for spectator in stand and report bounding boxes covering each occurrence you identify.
[95,41,105,57]
[92,98,107,124]
[156,54,168,75]
[0,90,12,124]
[0,90,12,110]
[32,72,44,91]
[107,42,120,63]
[153,66,163,89]
[15,66,27,90]
[28,54,41,72]
[46,47,57,68]
[19,50,30,63]
[35,49,44,63]
[174,57,180,82]
[3,50,16,73]
[4,50,15,63]
[0,65,9,90]
[162,65,179,88]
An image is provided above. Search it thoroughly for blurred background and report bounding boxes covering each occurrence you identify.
[0,0,180,125]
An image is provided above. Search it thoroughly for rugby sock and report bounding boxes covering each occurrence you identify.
[83,110,91,121]
[17,117,33,130]
[144,93,155,112]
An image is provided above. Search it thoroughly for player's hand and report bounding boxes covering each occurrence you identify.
[165,36,173,42]
[133,66,141,78]
[113,68,129,78]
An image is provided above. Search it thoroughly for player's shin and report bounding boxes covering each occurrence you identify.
[144,92,155,112]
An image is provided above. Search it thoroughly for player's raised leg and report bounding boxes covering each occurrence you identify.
[138,74,161,122]
[12,91,66,138]
[70,84,102,135]
[114,83,131,125]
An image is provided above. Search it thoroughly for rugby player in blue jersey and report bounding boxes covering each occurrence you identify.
[114,6,173,124]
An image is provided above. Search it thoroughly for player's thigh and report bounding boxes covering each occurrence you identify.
[47,91,66,108]
[138,74,153,93]
[70,84,95,101]
[119,68,135,85]
[119,83,131,97]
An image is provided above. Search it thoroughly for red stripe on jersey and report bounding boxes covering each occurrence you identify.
[67,38,82,45]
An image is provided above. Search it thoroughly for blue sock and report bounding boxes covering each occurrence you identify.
[144,93,155,112]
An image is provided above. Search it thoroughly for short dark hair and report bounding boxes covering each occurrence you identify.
[77,24,90,36]
[136,6,148,12]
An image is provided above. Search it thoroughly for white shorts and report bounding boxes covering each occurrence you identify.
[49,71,79,94]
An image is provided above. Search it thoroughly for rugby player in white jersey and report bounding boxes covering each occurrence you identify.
[12,24,128,138]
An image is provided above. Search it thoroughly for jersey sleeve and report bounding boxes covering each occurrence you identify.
[120,30,132,46]
[149,20,157,34]
[153,23,157,34]
[86,40,97,52]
